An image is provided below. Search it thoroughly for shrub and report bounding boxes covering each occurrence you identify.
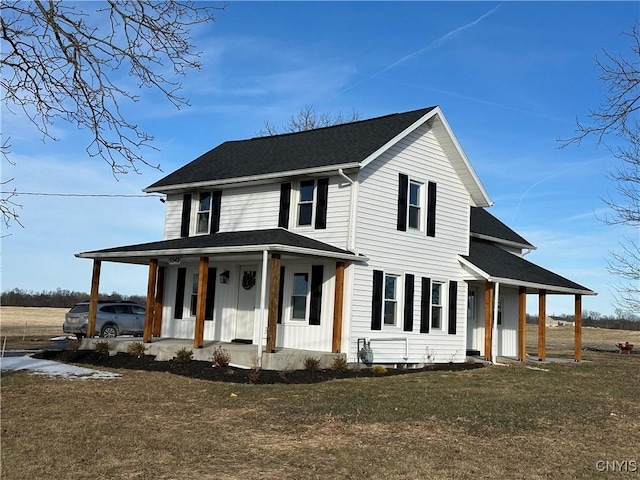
[127,341,149,358]
[174,347,193,363]
[66,339,81,352]
[303,356,321,372]
[248,366,260,384]
[371,365,388,376]
[331,356,349,373]
[93,340,110,355]
[211,346,231,367]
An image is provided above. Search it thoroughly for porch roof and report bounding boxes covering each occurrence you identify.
[76,228,366,264]
[470,207,535,250]
[460,239,596,295]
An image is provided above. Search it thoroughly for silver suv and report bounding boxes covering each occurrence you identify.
[63,301,146,339]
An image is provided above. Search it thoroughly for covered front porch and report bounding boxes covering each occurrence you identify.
[76,229,366,368]
[461,240,596,362]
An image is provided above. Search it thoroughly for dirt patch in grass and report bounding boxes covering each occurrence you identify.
[33,349,484,384]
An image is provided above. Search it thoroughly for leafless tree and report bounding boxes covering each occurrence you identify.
[259,105,360,136]
[561,22,639,313]
[1,1,224,228]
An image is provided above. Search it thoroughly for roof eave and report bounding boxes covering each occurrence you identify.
[76,244,368,263]
[359,107,492,208]
[144,162,361,193]
[470,233,536,251]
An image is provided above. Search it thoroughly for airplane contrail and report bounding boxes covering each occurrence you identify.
[331,4,502,99]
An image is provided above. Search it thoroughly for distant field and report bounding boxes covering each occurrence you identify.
[0,307,67,349]
[1,306,639,354]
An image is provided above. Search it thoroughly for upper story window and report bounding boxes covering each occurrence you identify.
[398,174,436,236]
[297,180,315,227]
[284,178,328,230]
[408,180,422,230]
[196,192,211,234]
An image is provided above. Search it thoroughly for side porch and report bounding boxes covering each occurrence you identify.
[461,240,596,362]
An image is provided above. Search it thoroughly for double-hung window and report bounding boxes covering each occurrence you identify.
[297,180,315,227]
[431,281,444,330]
[190,273,199,316]
[408,180,422,230]
[291,272,309,320]
[196,192,211,234]
[384,274,399,326]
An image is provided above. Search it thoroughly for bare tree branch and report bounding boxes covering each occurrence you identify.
[0,1,224,227]
[259,105,360,136]
[560,22,640,312]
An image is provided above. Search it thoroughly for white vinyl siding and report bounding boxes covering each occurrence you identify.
[350,121,470,363]
[163,193,186,239]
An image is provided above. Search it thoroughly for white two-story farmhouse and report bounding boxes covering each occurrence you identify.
[77,106,595,366]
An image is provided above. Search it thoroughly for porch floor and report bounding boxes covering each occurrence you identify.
[79,336,344,370]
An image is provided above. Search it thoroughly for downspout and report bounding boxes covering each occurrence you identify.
[256,249,269,368]
[338,168,358,255]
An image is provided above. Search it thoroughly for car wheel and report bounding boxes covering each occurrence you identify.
[100,324,119,338]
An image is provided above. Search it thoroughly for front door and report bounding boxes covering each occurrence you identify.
[235,266,258,341]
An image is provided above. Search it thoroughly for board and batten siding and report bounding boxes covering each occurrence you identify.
[349,122,471,364]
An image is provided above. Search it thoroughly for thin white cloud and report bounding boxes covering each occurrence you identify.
[332,4,501,99]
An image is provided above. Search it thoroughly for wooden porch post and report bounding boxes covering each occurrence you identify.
[518,287,527,361]
[87,260,101,338]
[332,261,346,353]
[538,290,547,361]
[574,294,582,361]
[143,259,158,343]
[266,253,281,353]
[153,267,165,337]
[484,282,493,361]
[194,257,209,349]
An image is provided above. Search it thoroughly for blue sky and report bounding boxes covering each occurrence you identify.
[2,1,638,316]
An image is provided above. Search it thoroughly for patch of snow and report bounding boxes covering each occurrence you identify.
[0,356,121,380]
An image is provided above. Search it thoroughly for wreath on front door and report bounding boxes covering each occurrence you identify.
[242,271,256,290]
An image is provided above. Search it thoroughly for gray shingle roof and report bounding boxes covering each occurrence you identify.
[462,239,594,294]
[470,207,534,249]
[78,229,358,259]
[146,107,436,190]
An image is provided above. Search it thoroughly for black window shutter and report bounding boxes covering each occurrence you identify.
[427,181,437,237]
[371,270,383,330]
[278,183,291,228]
[309,265,324,325]
[277,266,285,324]
[420,277,431,333]
[174,268,186,319]
[180,194,192,238]
[404,274,414,332]
[210,191,222,234]
[205,267,216,320]
[397,174,408,231]
[315,178,329,229]
[448,281,458,335]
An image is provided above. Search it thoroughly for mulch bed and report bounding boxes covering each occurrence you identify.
[33,350,485,384]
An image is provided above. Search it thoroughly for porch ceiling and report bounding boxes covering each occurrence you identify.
[75,228,367,264]
[460,239,596,296]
